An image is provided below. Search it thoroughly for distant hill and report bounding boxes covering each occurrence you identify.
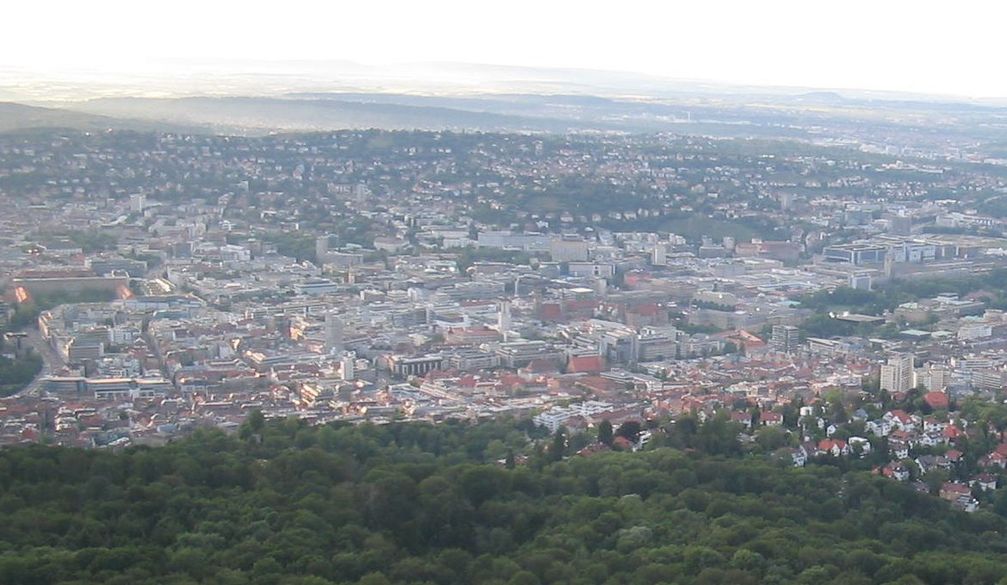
[0,102,118,132]
[0,102,195,134]
[16,88,1007,140]
[64,94,816,139]
[70,96,603,134]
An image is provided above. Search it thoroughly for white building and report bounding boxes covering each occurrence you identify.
[880,352,915,393]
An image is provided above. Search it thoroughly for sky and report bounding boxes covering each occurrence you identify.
[3,0,1005,98]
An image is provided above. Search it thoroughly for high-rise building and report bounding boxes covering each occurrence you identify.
[129,193,146,213]
[880,352,915,393]
[918,364,951,392]
[497,300,512,343]
[325,313,344,355]
[652,243,667,267]
[770,325,800,354]
[315,235,332,263]
[340,351,356,381]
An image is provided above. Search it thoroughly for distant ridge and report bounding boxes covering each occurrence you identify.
[0,101,197,134]
[70,96,602,134]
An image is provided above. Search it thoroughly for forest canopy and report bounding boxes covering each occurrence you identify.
[0,417,1006,585]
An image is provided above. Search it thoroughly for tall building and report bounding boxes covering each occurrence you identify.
[918,364,951,392]
[340,351,356,381]
[497,300,512,343]
[325,313,344,355]
[129,193,146,213]
[880,352,915,393]
[652,243,667,267]
[315,235,332,263]
[770,325,800,354]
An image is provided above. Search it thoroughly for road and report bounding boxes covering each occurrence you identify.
[18,327,64,397]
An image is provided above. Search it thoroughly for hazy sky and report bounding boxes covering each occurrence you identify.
[4,0,1004,97]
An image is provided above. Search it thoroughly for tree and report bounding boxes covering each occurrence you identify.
[550,428,566,461]
[0,401,1003,584]
[616,421,642,443]
[598,419,614,446]
[239,409,266,441]
[755,426,789,452]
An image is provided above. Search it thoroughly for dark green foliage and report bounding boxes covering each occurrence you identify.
[0,349,42,396]
[456,248,536,273]
[799,270,1007,318]
[264,232,318,263]
[36,229,119,253]
[615,421,642,443]
[10,290,117,329]
[65,230,119,253]
[0,418,1005,585]
[597,419,614,447]
[550,428,566,462]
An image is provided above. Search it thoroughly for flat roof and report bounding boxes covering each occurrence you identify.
[834,313,885,323]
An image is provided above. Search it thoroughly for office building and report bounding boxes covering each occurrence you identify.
[880,352,915,393]
[771,325,800,354]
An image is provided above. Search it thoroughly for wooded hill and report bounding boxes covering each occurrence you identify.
[1,416,1006,585]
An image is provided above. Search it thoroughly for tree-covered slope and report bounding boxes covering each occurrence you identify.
[1,418,1006,585]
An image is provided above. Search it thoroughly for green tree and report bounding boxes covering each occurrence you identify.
[597,419,614,446]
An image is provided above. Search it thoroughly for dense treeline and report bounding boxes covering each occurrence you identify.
[8,290,116,329]
[0,335,43,396]
[798,269,1007,318]
[2,417,1007,585]
[0,350,42,396]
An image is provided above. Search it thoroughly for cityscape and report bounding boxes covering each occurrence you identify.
[2,125,1007,513]
[4,2,1007,584]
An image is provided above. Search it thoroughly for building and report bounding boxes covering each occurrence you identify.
[295,279,340,296]
[339,351,356,381]
[388,354,444,377]
[497,301,512,343]
[568,262,615,279]
[636,332,679,361]
[315,235,332,263]
[42,376,171,399]
[495,341,565,369]
[880,352,915,393]
[652,243,667,267]
[13,270,127,298]
[918,364,951,392]
[770,325,800,354]
[478,231,549,251]
[849,271,873,291]
[299,381,335,407]
[325,252,364,269]
[88,257,149,278]
[325,313,344,354]
[734,240,800,263]
[129,193,146,213]
[533,401,616,433]
[446,350,500,371]
[549,237,590,262]
[823,244,887,265]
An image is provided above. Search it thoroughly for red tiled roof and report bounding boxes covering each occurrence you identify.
[944,426,962,439]
[923,392,949,410]
[568,355,605,374]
